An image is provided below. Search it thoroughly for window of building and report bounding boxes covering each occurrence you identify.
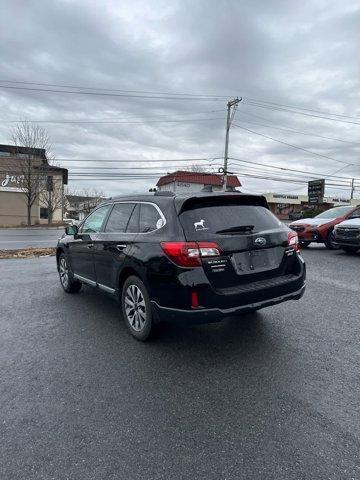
[81,205,111,233]
[40,207,49,219]
[104,203,135,233]
[0,151,11,157]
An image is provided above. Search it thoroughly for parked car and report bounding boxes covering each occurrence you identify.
[333,209,360,253]
[56,191,306,341]
[289,210,304,221]
[289,205,360,249]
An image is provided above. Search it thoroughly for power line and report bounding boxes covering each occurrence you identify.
[0,84,225,102]
[0,79,229,99]
[0,109,225,124]
[243,97,360,121]
[0,116,225,125]
[232,124,354,166]
[2,80,358,119]
[67,174,358,190]
[238,111,360,145]
[69,164,222,171]
[227,163,353,186]
[243,100,360,126]
[24,158,217,164]
[229,157,360,182]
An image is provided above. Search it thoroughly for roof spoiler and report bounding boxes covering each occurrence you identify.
[175,193,269,214]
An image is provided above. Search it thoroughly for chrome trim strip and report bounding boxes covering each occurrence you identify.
[108,201,167,234]
[73,274,97,287]
[73,274,116,293]
[151,284,306,315]
[98,283,116,294]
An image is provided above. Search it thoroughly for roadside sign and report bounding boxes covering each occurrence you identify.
[308,179,325,204]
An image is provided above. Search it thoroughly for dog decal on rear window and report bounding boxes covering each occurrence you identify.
[194,219,208,231]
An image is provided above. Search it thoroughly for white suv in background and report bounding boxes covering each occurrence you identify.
[334,210,360,254]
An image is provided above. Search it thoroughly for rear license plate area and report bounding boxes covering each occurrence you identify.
[232,249,280,275]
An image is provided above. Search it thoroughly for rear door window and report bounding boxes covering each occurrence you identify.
[126,204,140,233]
[139,204,163,233]
[179,204,281,239]
[104,203,135,233]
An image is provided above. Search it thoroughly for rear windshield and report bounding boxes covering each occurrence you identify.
[179,204,282,239]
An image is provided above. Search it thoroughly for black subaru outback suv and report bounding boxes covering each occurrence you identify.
[57,191,306,340]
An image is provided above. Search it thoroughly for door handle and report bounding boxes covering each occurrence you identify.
[116,244,127,251]
[86,243,94,249]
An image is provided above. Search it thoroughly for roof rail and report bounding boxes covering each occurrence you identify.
[154,190,175,196]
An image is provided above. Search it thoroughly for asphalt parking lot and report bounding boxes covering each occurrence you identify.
[0,247,359,479]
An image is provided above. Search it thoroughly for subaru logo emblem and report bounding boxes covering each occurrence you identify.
[254,237,266,246]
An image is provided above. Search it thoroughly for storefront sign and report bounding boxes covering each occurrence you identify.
[273,194,299,200]
[1,173,25,188]
[308,179,325,204]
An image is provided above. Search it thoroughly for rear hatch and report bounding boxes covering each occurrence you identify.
[178,195,297,290]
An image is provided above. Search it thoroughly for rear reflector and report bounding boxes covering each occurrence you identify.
[191,291,200,308]
[288,231,300,251]
[160,241,222,267]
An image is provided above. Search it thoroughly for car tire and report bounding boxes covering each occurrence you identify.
[121,275,153,341]
[342,246,359,254]
[300,241,311,248]
[325,230,339,250]
[58,253,82,293]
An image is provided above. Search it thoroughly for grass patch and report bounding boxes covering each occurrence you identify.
[0,247,56,259]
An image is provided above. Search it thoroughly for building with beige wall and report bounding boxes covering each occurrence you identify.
[263,192,359,219]
[0,144,68,226]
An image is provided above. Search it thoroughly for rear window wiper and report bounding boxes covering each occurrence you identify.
[216,225,255,234]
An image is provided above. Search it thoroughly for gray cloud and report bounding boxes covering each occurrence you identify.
[0,0,359,198]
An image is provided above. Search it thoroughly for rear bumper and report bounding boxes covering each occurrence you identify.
[151,284,306,324]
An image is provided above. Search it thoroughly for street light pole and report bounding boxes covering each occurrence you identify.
[223,97,241,190]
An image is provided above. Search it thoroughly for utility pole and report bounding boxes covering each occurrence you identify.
[223,97,242,190]
[350,178,355,199]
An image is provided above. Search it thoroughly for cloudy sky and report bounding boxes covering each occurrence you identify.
[0,0,359,198]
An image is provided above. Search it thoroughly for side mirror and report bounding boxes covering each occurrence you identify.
[65,224,78,236]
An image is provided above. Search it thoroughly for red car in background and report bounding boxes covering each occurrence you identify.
[289,205,360,249]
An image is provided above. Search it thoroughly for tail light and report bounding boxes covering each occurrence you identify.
[288,231,300,251]
[160,241,222,267]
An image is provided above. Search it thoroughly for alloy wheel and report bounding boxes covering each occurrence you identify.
[124,284,147,332]
[59,257,69,288]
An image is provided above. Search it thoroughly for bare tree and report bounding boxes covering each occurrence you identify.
[9,121,54,226]
[190,165,209,173]
[64,186,106,219]
[38,176,64,224]
[78,188,106,213]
